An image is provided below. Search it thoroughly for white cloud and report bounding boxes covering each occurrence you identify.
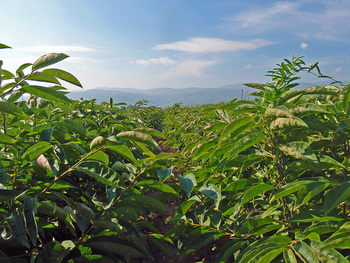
[154,38,275,53]
[300,43,308,49]
[245,64,253,69]
[163,60,218,78]
[332,67,343,73]
[132,57,176,66]
[224,1,350,41]
[233,2,297,29]
[19,45,98,53]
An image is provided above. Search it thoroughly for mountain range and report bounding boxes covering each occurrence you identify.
[67,82,333,108]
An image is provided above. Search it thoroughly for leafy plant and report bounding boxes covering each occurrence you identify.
[163,55,350,262]
[0,43,180,262]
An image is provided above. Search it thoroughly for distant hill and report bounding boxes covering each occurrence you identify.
[68,84,245,108]
[67,82,333,108]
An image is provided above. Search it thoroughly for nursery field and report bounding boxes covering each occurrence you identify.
[1,43,350,262]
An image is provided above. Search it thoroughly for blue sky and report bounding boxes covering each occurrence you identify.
[1,0,350,90]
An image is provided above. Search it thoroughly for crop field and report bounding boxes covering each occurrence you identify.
[1,44,350,262]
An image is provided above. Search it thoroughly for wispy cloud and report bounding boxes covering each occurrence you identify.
[154,38,275,53]
[163,60,218,78]
[332,67,343,74]
[131,57,176,66]
[19,45,98,53]
[224,0,350,42]
[300,43,308,50]
[233,2,297,30]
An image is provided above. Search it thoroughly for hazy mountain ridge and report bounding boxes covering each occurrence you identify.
[67,82,333,108]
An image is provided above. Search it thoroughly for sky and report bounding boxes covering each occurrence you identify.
[1,0,350,91]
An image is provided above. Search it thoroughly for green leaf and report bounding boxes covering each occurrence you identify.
[280,141,317,161]
[136,180,177,195]
[40,127,54,142]
[0,101,28,119]
[241,183,274,206]
[321,222,350,249]
[177,173,197,197]
[265,108,293,118]
[84,236,148,258]
[75,160,125,189]
[24,197,38,246]
[106,144,136,163]
[93,218,125,234]
[86,150,109,165]
[283,249,297,263]
[0,43,11,49]
[22,85,71,103]
[6,208,30,248]
[27,72,61,85]
[32,53,69,70]
[0,189,21,202]
[305,85,338,96]
[22,141,52,162]
[16,63,32,74]
[229,131,265,157]
[134,127,166,139]
[36,241,66,263]
[310,239,348,263]
[270,180,307,202]
[123,194,165,212]
[0,132,15,144]
[177,196,200,214]
[220,116,254,142]
[199,184,221,200]
[42,68,82,88]
[180,230,225,257]
[90,136,107,150]
[157,167,173,182]
[216,240,247,262]
[293,240,318,263]
[117,131,160,150]
[64,119,87,137]
[324,181,350,215]
[236,235,291,263]
[270,117,308,130]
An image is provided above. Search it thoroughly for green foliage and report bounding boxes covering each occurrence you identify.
[0,43,180,262]
[163,55,350,261]
[2,43,350,262]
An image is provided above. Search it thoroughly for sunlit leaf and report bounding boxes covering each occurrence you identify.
[32,53,69,70]
[22,85,71,103]
[42,68,82,88]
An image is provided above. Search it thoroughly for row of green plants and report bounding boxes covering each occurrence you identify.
[162,55,350,262]
[1,41,350,262]
[0,43,184,262]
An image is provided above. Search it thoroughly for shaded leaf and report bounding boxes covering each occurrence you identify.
[324,181,350,215]
[84,236,148,258]
[123,194,166,212]
[24,197,38,246]
[157,167,173,182]
[241,183,274,206]
[6,208,30,248]
[75,160,125,189]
